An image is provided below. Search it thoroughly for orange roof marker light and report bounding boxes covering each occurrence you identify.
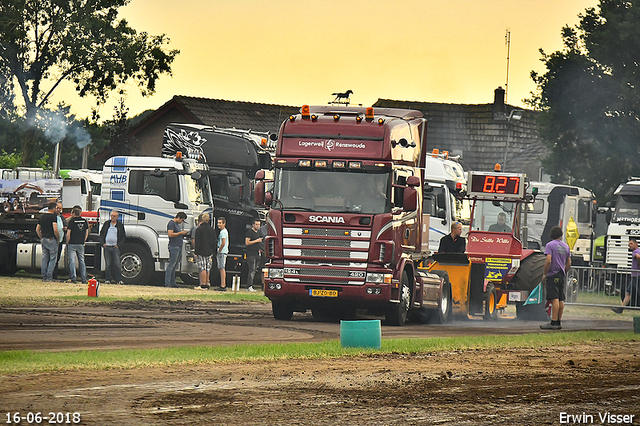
[443,150,449,159]
[301,105,311,120]
[365,107,374,122]
[494,163,502,172]
[431,148,439,158]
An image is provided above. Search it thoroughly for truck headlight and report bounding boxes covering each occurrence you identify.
[366,273,392,284]
[268,268,284,279]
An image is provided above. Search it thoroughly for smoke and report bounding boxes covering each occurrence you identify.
[36,109,92,149]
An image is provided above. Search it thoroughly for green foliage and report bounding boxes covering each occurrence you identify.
[529,0,640,202]
[0,150,20,169]
[0,0,179,165]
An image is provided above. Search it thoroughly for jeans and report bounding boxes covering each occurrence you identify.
[104,246,122,283]
[41,237,58,281]
[165,245,182,287]
[246,254,260,287]
[68,244,87,283]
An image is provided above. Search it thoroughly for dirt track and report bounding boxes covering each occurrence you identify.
[1,300,639,425]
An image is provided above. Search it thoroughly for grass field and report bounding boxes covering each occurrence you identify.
[1,331,637,374]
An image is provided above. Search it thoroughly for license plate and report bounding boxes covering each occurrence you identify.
[309,289,338,297]
[508,292,522,302]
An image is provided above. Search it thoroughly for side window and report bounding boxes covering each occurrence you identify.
[210,175,229,200]
[577,199,590,223]
[129,170,179,202]
[528,199,544,214]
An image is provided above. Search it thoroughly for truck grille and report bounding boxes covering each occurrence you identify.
[282,226,371,285]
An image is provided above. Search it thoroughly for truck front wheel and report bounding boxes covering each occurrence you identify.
[119,243,153,285]
[386,271,411,326]
[272,300,294,321]
[483,282,498,320]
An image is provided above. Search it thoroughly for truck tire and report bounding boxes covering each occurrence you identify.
[119,243,153,285]
[272,300,294,321]
[512,253,548,321]
[483,282,498,320]
[429,271,451,324]
[385,271,411,326]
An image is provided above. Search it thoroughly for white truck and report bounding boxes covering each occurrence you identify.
[526,181,596,264]
[422,150,468,252]
[603,178,640,269]
[98,154,213,285]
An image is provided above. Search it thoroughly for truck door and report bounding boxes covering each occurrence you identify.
[128,169,181,259]
[423,183,450,252]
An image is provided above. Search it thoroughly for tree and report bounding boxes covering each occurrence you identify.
[529,0,640,202]
[0,0,179,166]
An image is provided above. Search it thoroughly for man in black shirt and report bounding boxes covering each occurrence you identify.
[438,221,466,253]
[36,201,60,281]
[244,219,263,291]
[66,206,90,283]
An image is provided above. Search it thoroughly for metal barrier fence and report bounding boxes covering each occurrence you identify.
[565,265,640,310]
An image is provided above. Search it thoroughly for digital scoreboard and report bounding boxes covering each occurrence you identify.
[467,171,525,199]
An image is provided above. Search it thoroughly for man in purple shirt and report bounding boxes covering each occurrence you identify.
[612,237,640,313]
[540,226,571,330]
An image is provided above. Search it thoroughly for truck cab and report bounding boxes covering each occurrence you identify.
[423,151,467,252]
[604,178,640,269]
[163,123,272,285]
[256,105,445,325]
[100,155,213,284]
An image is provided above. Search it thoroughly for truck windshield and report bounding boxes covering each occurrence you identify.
[274,169,392,214]
[185,175,212,205]
[612,195,640,223]
[471,200,516,233]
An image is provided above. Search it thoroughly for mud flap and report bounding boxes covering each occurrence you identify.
[523,282,543,306]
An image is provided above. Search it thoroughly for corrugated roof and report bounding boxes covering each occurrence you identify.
[172,96,300,133]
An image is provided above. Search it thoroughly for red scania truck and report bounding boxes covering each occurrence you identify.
[254,105,449,325]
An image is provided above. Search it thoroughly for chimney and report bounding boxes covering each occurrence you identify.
[493,86,507,121]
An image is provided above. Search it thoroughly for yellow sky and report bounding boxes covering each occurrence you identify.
[52,0,600,120]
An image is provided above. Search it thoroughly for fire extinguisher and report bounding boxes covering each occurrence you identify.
[87,276,99,297]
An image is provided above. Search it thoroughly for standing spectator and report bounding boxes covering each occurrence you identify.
[35,201,59,282]
[65,206,89,284]
[100,210,126,284]
[216,217,229,291]
[52,201,66,280]
[165,212,188,288]
[194,213,215,289]
[540,226,571,330]
[612,237,640,313]
[244,219,263,292]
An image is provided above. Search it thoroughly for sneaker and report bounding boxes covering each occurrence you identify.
[81,281,88,284]
[247,286,256,292]
[65,279,76,284]
[194,285,209,290]
[118,281,124,285]
[611,307,624,314]
[215,286,227,292]
[105,280,111,284]
[540,323,561,330]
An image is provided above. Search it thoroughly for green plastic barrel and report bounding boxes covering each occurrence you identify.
[340,320,381,349]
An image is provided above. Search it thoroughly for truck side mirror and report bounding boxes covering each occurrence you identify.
[605,208,612,224]
[406,175,420,187]
[403,187,417,211]
[255,181,266,206]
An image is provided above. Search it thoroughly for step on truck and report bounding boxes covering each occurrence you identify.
[99,154,213,284]
[254,105,449,325]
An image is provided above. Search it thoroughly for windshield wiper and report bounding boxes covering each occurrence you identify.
[281,206,314,211]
